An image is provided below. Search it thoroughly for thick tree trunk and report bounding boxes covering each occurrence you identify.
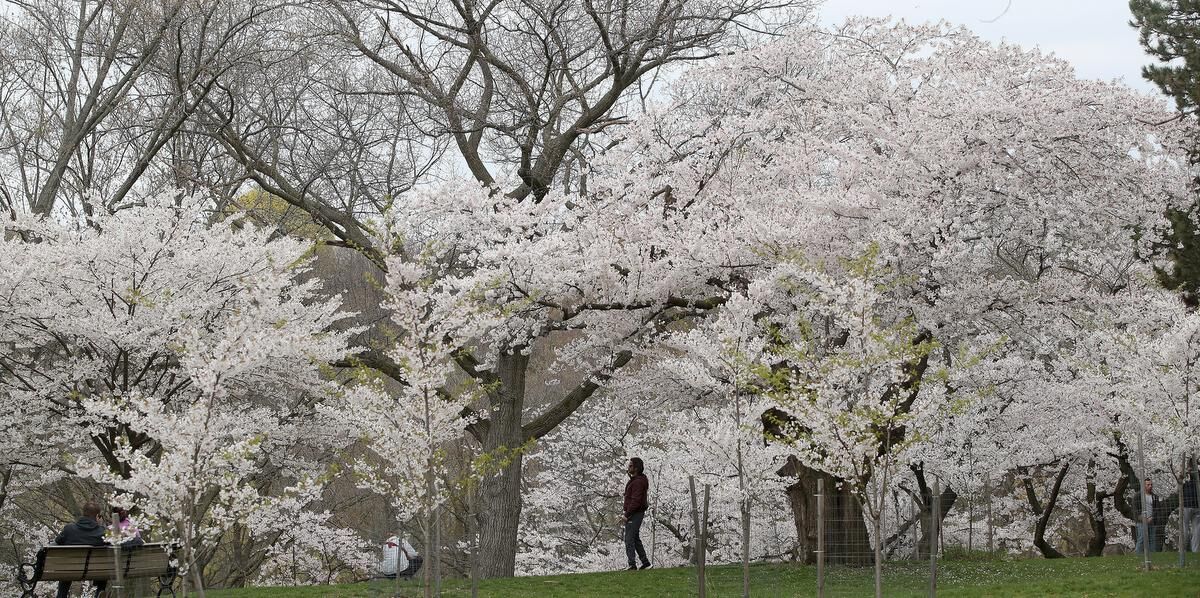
[1084,479,1107,557]
[476,351,528,579]
[1021,463,1069,559]
[30,146,74,216]
[910,463,957,559]
[779,457,872,566]
[463,339,634,578]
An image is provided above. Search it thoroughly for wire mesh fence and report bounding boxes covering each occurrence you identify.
[813,476,940,598]
[811,469,1200,597]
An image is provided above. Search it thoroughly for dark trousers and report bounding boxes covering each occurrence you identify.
[1135,523,1166,553]
[624,511,649,567]
[57,580,106,598]
[400,555,423,578]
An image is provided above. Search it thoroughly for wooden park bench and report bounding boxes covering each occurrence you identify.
[17,542,176,597]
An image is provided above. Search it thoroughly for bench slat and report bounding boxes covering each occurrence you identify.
[31,544,174,583]
[40,569,173,581]
[41,554,170,565]
[42,563,172,572]
[39,554,171,567]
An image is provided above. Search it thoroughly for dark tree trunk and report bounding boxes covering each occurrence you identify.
[762,328,936,566]
[1021,462,1069,559]
[911,463,956,559]
[0,466,11,514]
[1111,440,1138,521]
[779,457,872,566]
[475,351,528,579]
[456,338,633,579]
[1084,478,1108,557]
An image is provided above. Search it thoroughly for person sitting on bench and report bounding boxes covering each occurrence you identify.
[54,501,109,598]
[110,506,143,547]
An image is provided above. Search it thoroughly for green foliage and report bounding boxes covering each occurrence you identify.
[221,189,333,242]
[1152,207,1200,307]
[1131,0,1200,116]
[206,554,1200,597]
[1131,0,1200,306]
[466,438,537,491]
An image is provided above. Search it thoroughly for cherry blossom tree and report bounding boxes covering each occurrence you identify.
[660,292,785,594]
[4,9,1197,587]
[206,0,816,576]
[517,367,797,576]
[326,232,506,595]
[585,16,1189,566]
[0,192,361,592]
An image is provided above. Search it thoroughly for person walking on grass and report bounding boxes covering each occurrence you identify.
[622,457,651,571]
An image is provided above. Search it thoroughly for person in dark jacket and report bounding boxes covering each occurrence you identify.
[1184,474,1199,552]
[54,501,109,598]
[621,457,651,571]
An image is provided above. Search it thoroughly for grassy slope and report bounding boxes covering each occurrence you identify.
[208,553,1200,597]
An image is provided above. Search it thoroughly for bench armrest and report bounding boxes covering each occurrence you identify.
[16,557,41,598]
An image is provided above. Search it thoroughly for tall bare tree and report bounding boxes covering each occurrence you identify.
[255,0,806,578]
[0,0,292,218]
[194,26,445,266]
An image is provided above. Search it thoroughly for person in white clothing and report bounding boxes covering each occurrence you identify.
[380,535,405,577]
[380,535,423,578]
[1134,478,1158,555]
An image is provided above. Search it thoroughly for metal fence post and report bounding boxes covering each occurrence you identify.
[1192,458,1200,566]
[1180,471,1186,569]
[985,474,994,555]
[967,481,974,554]
[817,477,825,598]
[1138,434,1150,571]
[874,495,884,598]
[689,476,706,598]
[912,499,920,560]
[929,480,939,598]
[701,483,711,595]
[109,513,124,598]
[651,467,658,569]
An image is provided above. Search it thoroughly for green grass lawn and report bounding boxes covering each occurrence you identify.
[206,552,1200,597]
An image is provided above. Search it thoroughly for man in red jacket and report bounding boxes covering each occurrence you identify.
[621,457,651,571]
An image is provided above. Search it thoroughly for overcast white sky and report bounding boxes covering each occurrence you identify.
[819,0,1160,94]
